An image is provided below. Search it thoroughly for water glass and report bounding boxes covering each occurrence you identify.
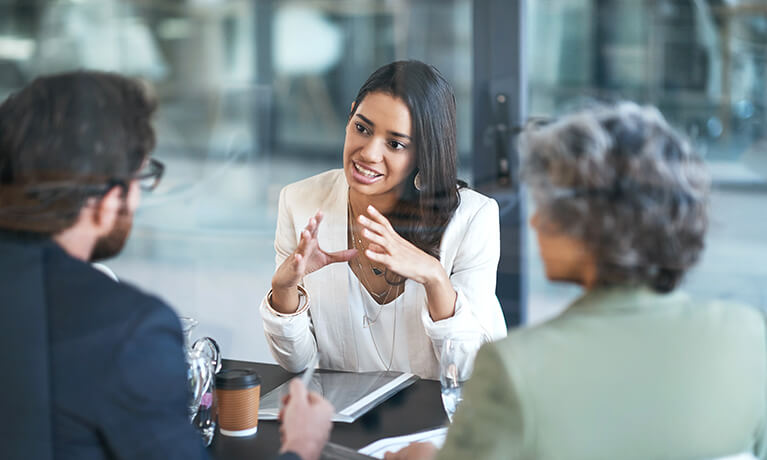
[180,316,221,446]
[439,334,482,422]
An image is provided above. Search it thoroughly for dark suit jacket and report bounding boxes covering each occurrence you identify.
[0,235,301,460]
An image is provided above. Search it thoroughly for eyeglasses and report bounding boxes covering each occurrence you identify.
[2,158,166,203]
[134,157,165,192]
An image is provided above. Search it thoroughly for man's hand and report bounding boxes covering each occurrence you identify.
[279,379,334,460]
[383,442,438,460]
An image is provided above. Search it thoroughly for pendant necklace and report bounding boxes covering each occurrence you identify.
[347,199,404,307]
[370,302,397,371]
[348,195,398,371]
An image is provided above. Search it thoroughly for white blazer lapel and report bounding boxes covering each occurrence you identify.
[318,171,348,254]
[314,171,357,370]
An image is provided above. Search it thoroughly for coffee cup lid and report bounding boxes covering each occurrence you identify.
[216,368,261,390]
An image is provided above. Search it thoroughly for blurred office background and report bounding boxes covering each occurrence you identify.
[0,0,764,362]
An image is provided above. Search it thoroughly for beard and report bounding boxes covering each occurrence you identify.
[89,201,134,262]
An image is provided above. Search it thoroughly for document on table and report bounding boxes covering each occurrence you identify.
[357,427,447,459]
[259,370,418,423]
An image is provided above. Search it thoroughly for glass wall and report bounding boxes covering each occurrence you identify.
[3,0,763,357]
[526,0,767,324]
[0,0,473,362]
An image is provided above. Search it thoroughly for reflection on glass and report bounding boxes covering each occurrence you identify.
[2,0,765,354]
[0,0,477,362]
[526,0,767,323]
[528,0,767,169]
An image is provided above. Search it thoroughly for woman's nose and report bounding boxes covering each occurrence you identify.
[359,141,384,163]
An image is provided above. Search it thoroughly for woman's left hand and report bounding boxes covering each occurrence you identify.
[360,205,457,321]
[357,205,441,286]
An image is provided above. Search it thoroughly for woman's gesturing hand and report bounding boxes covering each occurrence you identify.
[359,205,457,321]
[273,210,357,290]
[357,205,441,286]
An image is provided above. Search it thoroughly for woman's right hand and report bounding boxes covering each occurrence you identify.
[270,211,357,311]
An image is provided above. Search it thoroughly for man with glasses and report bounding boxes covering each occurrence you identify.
[0,71,332,460]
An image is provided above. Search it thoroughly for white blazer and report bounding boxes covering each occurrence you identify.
[260,169,507,378]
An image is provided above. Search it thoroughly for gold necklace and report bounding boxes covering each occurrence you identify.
[369,301,397,371]
[347,196,398,371]
[347,200,386,278]
[347,200,403,306]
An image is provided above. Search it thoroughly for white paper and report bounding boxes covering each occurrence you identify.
[358,427,447,459]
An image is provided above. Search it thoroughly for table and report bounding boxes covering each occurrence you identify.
[210,360,448,459]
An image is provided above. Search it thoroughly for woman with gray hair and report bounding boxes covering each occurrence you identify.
[387,103,766,460]
[523,102,710,293]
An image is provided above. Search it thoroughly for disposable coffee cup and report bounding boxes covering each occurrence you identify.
[215,369,261,437]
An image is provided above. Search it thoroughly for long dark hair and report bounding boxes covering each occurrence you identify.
[349,60,463,259]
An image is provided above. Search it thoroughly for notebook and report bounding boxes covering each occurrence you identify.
[259,370,418,423]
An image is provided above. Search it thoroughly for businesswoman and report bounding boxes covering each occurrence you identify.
[259,60,507,379]
[389,102,767,459]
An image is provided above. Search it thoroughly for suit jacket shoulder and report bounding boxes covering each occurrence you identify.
[44,244,208,460]
[46,246,173,339]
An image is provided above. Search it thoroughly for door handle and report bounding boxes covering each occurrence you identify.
[487,92,511,187]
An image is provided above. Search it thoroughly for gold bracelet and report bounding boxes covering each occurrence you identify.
[266,285,310,317]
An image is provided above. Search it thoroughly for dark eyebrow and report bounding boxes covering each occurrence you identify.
[389,130,412,141]
[355,113,412,141]
[355,113,375,127]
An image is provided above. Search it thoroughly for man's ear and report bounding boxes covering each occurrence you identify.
[91,186,124,234]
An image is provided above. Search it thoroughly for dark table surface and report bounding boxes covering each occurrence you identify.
[210,360,448,459]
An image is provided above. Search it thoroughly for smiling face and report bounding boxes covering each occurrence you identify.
[343,92,416,207]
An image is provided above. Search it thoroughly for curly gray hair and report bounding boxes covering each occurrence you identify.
[520,102,710,293]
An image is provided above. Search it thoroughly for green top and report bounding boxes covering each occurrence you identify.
[438,286,767,460]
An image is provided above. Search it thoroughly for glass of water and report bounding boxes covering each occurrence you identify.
[439,334,482,422]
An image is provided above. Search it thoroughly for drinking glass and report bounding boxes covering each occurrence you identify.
[180,316,221,446]
[439,334,482,423]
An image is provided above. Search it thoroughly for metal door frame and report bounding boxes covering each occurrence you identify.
[472,0,528,327]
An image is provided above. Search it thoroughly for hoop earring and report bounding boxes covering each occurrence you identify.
[413,171,423,191]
